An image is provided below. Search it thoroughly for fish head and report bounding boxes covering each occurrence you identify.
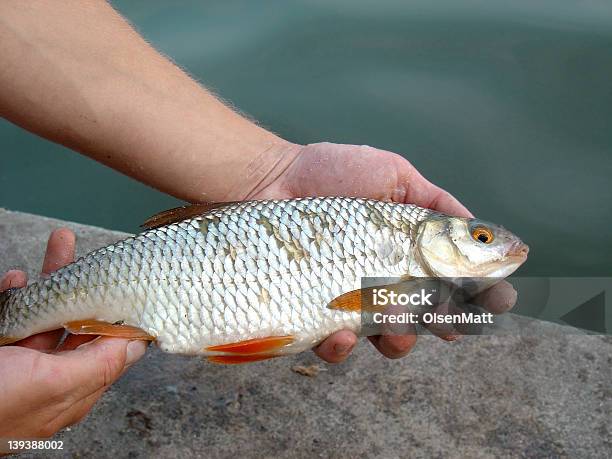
[415,215,529,279]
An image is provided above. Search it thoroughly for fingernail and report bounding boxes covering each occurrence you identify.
[334,343,353,356]
[125,340,147,365]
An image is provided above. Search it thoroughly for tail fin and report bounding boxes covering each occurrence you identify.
[0,288,20,346]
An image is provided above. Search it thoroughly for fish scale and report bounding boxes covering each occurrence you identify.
[0,197,439,356]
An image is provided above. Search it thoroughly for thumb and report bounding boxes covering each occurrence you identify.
[56,338,147,398]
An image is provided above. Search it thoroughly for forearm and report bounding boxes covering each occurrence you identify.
[0,0,297,201]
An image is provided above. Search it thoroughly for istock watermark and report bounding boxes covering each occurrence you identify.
[358,277,611,337]
[371,288,434,307]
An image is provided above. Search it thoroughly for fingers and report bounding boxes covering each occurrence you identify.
[313,330,357,363]
[54,338,147,399]
[425,184,473,219]
[0,269,27,291]
[3,339,147,438]
[57,339,146,427]
[391,154,473,218]
[313,329,418,362]
[1,228,76,288]
[277,143,473,219]
[368,334,417,359]
[473,281,518,314]
[41,228,76,276]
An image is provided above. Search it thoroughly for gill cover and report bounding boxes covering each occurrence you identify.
[415,216,528,278]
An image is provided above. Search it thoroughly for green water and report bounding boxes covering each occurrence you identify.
[2,0,612,278]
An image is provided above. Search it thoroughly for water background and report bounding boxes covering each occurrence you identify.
[2,0,612,278]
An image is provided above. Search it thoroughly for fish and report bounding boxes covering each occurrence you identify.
[0,197,528,363]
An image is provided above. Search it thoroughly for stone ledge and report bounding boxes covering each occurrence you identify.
[1,208,610,458]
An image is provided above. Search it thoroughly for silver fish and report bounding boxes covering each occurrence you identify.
[0,197,528,362]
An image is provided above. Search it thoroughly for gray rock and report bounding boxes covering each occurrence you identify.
[1,208,610,458]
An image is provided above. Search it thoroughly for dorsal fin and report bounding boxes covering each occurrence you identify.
[141,202,239,230]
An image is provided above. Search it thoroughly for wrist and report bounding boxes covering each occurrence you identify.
[225,140,303,201]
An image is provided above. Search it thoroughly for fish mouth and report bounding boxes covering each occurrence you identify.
[507,241,529,261]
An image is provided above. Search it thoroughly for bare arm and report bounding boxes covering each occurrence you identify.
[0,0,297,202]
[1,1,507,370]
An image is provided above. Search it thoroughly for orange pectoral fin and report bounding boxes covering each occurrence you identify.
[206,335,294,354]
[63,320,155,341]
[328,286,401,313]
[207,353,281,364]
[328,289,364,312]
[329,287,383,312]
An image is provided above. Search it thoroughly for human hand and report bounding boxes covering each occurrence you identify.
[248,142,517,363]
[0,229,147,439]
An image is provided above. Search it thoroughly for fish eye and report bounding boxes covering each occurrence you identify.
[471,226,494,244]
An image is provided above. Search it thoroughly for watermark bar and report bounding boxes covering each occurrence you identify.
[358,277,611,337]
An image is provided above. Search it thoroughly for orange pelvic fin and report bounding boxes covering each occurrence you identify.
[63,320,156,341]
[206,335,294,354]
[0,336,19,346]
[207,353,281,364]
